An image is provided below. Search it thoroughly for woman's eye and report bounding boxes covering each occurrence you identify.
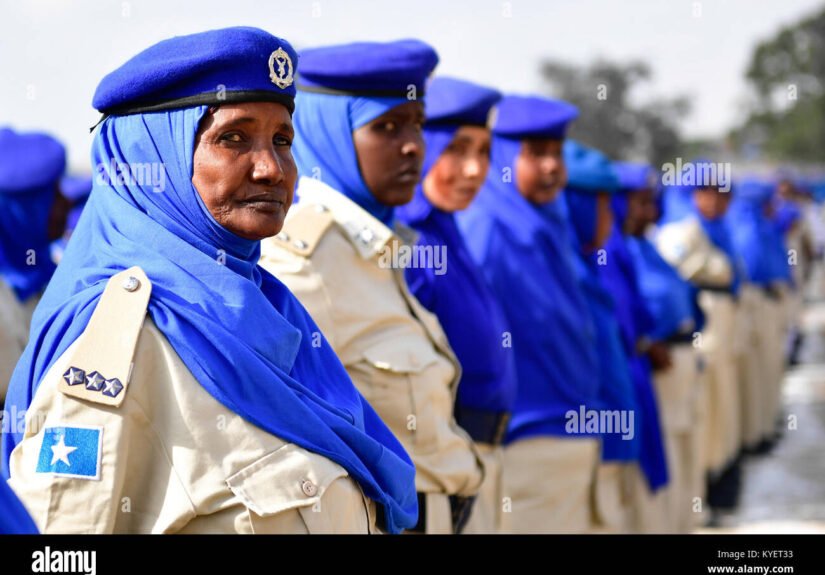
[220,132,244,143]
[382,121,397,132]
[274,135,292,147]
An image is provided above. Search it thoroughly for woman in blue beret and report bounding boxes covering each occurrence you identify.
[561,142,645,534]
[3,27,417,535]
[394,77,515,534]
[613,161,704,532]
[455,95,602,533]
[655,168,743,512]
[259,40,485,534]
[0,128,70,405]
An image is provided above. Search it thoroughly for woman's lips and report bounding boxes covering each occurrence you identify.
[242,197,286,212]
[396,166,422,183]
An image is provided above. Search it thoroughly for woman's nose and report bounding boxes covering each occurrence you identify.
[400,133,423,157]
[251,147,284,184]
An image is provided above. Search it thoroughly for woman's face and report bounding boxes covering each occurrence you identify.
[352,101,425,207]
[583,192,614,253]
[625,187,659,236]
[693,186,730,221]
[423,126,491,213]
[192,102,297,241]
[515,138,566,204]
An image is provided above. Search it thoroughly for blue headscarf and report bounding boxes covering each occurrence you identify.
[456,134,601,441]
[727,178,790,287]
[0,479,37,534]
[2,107,418,533]
[564,147,665,483]
[563,189,640,462]
[614,163,703,339]
[660,184,695,225]
[611,161,657,227]
[0,128,66,302]
[291,91,410,225]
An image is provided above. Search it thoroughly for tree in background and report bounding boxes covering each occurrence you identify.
[731,6,825,163]
[539,59,690,168]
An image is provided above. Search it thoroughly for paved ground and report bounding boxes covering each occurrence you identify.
[705,291,825,533]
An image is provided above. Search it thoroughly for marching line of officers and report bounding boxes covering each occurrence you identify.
[0,27,821,534]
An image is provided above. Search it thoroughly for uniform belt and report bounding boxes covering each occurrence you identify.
[696,284,734,295]
[406,492,476,534]
[762,285,782,300]
[664,331,695,345]
[454,405,511,446]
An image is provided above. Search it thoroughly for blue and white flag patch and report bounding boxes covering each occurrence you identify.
[36,425,103,480]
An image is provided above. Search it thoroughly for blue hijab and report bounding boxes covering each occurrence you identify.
[456,135,601,442]
[565,189,640,462]
[0,128,66,302]
[596,227,668,489]
[2,107,417,533]
[396,121,517,415]
[613,163,702,340]
[564,147,663,480]
[563,145,667,487]
[291,91,410,225]
[727,179,790,287]
[0,479,37,534]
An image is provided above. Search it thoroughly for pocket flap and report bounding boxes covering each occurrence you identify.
[362,337,440,374]
[226,444,349,517]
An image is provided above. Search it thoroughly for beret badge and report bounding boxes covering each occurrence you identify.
[269,47,294,89]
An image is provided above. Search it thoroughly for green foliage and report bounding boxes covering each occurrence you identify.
[539,59,690,168]
[734,6,825,162]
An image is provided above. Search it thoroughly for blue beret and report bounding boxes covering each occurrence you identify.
[492,95,578,140]
[296,39,439,97]
[614,161,657,192]
[93,27,298,115]
[423,77,501,127]
[563,140,619,193]
[0,127,66,195]
[61,175,93,202]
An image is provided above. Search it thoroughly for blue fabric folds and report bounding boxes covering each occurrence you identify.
[2,107,417,533]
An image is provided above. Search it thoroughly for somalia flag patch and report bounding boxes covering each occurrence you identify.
[36,425,103,480]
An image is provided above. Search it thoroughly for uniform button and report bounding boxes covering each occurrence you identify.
[293,239,308,250]
[122,276,141,292]
[276,231,290,242]
[301,480,318,497]
[358,228,375,244]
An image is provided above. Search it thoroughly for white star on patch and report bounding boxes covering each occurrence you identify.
[50,435,78,466]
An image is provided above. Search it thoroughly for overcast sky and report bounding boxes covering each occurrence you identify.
[1,0,823,170]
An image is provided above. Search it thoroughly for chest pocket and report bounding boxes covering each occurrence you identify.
[226,443,371,534]
[355,337,452,454]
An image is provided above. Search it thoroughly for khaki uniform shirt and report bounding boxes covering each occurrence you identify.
[7,267,378,534]
[259,177,484,508]
[655,217,733,287]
